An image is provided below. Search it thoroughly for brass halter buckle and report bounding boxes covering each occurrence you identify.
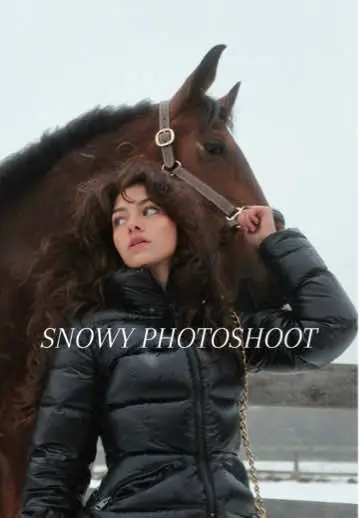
[155,128,175,147]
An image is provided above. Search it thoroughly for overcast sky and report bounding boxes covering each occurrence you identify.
[0,1,357,363]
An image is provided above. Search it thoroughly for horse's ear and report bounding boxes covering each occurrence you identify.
[218,82,241,117]
[170,44,226,115]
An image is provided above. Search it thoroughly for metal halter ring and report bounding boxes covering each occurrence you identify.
[226,206,249,230]
[226,206,248,222]
[161,160,182,175]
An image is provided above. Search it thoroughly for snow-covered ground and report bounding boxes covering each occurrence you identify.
[258,480,357,504]
[247,460,358,504]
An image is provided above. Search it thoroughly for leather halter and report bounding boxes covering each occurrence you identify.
[155,100,285,230]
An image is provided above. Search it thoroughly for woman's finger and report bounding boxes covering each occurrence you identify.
[249,214,260,225]
[246,215,257,232]
[236,206,270,231]
[241,212,256,232]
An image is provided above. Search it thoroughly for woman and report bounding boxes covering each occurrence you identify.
[20,161,357,518]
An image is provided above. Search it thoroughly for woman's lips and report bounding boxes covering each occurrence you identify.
[129,241,149,251]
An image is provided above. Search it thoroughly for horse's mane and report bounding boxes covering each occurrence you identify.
[0,100,153,209]
[0,95,230,213]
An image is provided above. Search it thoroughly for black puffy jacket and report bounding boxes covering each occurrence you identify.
[20,229,357,518]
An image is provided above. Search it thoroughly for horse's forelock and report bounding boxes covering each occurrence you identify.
[198,96,234,133]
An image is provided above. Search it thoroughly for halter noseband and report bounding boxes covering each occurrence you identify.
[155,100,285,230]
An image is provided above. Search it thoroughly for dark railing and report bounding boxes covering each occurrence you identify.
[248,363,356,408]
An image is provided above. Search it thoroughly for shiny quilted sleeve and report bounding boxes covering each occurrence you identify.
[237,229,357,372]
[19,324,101,517]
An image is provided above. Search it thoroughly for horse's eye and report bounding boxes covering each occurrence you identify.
[204,141,226,156]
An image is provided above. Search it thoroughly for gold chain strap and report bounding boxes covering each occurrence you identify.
[231,310,267,518]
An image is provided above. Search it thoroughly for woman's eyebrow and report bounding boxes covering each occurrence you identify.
[112,198,151,214]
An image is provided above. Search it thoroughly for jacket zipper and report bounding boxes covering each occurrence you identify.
[94,495,111,510]
[187,347,217,518]
[93,461,184,511]
[95,305,216,515]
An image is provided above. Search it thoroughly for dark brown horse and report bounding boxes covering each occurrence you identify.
[0,45,284,518]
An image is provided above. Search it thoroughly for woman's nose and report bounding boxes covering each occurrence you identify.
[127,214,143,232]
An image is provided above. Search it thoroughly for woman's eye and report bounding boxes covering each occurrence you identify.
[113,217,126,227]
[144,206,160,216]
[204,141,226,156]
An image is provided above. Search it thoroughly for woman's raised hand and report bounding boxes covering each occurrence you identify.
[236,206,278,247]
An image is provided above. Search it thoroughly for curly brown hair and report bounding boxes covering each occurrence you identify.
[27,160,237,346]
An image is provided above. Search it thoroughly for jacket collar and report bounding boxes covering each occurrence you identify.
[102,268,173,316]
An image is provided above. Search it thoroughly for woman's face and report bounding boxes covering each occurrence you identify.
[112,184,177,288]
